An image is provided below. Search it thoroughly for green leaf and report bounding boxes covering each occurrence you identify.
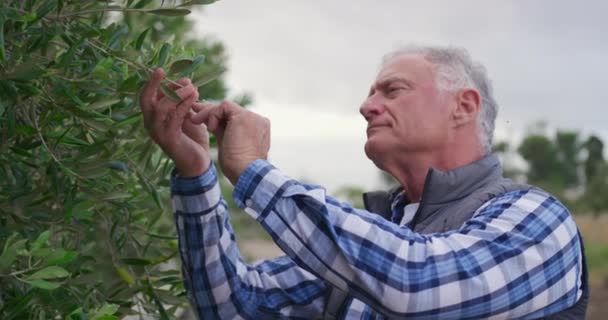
[145,282,170,320]
[179,0,219,7]
[119,75,141,93]
[146,232,177,240]
[134,28,150,50]
[4,64,45,81]
[101,192,132,201]
[26,266,70,280]
[32,230,50,251]
[68,200,95,221]
[93,57,115,75]
[27,280,61,290]
[168,59,193,75]
[57,0,65,14]
[157,43,171,67]
[10,146,35,158]
[108,161,130,173]
[160,83,182,101]
[90,303,119,320]
[81,118,112,132]
[120,258,151,266]
[89,98,121,110]
[107,24,129,50]
[135,169,163,209]
[133,0,154,9]
[176,55,205,78]
[0,238,28,272]
[147,8,191,16]
[114,112,142,127]
[44,249,77,266]
[0,17,5,62]
[2,292,34,319]
[116,267,135,285]
[76,163,108,178]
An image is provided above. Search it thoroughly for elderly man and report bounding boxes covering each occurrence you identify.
[140,46,588,319]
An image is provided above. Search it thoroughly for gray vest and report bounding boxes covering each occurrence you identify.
[324,155,588,319]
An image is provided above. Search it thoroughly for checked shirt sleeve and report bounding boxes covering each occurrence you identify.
[171,162,328,319]
[233,160,584,319]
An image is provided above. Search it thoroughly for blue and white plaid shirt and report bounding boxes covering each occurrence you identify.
[171,160,583,319]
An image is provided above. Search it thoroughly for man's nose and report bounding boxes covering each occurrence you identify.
[359,96,385,121]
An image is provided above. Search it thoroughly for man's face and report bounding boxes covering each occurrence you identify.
[360,54,452,165]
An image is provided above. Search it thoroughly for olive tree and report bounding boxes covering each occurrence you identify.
[0,0,238,318]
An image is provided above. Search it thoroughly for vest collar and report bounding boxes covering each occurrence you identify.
[417,153,503,205]
[403,153,503,227]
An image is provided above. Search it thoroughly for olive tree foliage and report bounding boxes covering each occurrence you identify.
[0,0,236,318]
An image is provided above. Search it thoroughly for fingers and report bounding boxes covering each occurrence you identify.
[140,68,164,114]
[190,100,244,133]
[152,84,198,137]
[167,93,198,134]
[191,101,211,113]
[183,112,209,147]
[156,78,192,100]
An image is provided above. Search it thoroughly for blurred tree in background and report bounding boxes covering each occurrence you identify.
[497,124,608,215]
[0,0,244,318]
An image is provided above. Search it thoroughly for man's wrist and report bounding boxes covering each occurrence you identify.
[175,156,211,178]
[225,158,261,185]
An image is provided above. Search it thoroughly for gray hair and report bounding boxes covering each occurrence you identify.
[382,45,498,154]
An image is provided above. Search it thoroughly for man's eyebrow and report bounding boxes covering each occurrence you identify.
[378,76,412,87]
[368,76,412,96]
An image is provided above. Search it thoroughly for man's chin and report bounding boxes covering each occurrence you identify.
[364,140,388,164]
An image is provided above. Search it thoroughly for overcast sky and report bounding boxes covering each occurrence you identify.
[191,0,608,193]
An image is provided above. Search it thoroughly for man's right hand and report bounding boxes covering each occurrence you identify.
[139,68,210,177]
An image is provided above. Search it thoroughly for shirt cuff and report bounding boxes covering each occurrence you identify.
[170,161,218,196]
[233,159,294,218]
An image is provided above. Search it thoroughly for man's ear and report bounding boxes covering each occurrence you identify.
[452,88,481,127]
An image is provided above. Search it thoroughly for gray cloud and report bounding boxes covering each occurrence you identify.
[191,0,608,181]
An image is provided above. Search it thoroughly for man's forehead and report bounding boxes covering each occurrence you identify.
[376,54,431,82]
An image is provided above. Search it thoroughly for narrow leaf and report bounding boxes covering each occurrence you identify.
[5,64,44,81]
[168,59,193,75]
[114,112,142,128]
[135,28,150,50]
[146,232,177,240]
[116,267,135,285]
[27,266,70,280]
[134,0,154,9]
[46,250,77,266]
[101,192,132,201]
[27,280,61,290]
[0,239,28,272]
[147,8,191,16]
[89,98,121,110]
[91,303,120,320]
[157,43,171,67]
[0,17,5,62]
[160,83,182,101]
[176,55,205,77]
[32,230,51,251]
[121,258,151,266]
[179,0,218,7]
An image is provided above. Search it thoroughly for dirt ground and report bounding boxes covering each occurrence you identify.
[588,283,608,319]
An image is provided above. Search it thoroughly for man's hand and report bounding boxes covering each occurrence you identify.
[190,101,270,184]
[140,68,210,177]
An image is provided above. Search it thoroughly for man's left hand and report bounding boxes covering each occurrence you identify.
[190,100,271,184]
